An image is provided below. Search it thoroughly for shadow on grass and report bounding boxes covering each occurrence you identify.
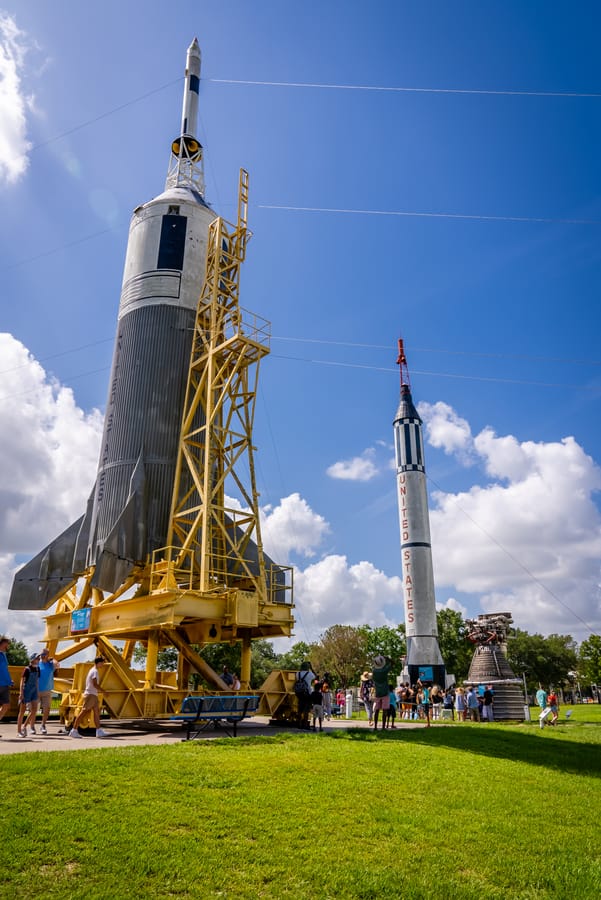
[324,725,601,778]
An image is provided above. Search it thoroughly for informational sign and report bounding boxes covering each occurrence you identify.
[418,666,434,683]
[70,607,92,635]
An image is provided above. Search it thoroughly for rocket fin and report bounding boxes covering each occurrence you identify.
[9,515,85,610]
[90,454,149,593]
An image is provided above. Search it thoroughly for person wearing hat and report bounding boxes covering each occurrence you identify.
[0,636,14,736]
[360,670,375,726]
[372,655,392,730]
[38,649,59,734]
[294,660,316,729]
[17,652,41,737]
[69,657,109,739]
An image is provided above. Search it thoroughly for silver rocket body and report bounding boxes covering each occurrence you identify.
[10,39,218,607]
[394,383,445,685]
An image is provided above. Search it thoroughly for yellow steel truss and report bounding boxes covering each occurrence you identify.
[39,170,294,724]
[164,169,270,598]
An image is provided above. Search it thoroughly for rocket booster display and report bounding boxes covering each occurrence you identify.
[393,340,445,686]
[10,40,217,609]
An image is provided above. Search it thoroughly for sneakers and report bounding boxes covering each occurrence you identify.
[18,728,27,737]
[30,725,36,734]
[69,728,82,738]
[40,725,47,735]
[95,728,109,738]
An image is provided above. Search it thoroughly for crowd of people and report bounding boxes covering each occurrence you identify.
[361,677,497,725]
[295,657,506,730]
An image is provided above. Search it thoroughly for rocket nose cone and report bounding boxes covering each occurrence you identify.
[188,37,201,55]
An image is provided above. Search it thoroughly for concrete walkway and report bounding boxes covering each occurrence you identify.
[0,715,425,755]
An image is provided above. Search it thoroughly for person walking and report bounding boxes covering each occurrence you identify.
[372,656,392,730]
[443,687,455,720]
[38,649,59,734]
[386,684,397,729]
[482,684,495,722]
[321,679,332,720]
[69,656,109,738]
[466,687,480,722]
[547,689,559,726]
[536,686,550,729]
[309,682,324,731]
[455,687,467,721]
[430,685,443,720]
[294,661,316,729]
[0,636,14,736]
[17,653,40,737]
[360,671,375,726]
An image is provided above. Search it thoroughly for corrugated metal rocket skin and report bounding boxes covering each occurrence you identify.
[394,381,445,681]
[9,40,216,609]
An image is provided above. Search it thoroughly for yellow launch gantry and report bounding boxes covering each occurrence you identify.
[41,171,295,724]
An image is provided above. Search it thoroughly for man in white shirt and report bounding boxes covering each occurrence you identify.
[69,656,109,738]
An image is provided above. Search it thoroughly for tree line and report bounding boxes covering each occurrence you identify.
[4,612,600,692]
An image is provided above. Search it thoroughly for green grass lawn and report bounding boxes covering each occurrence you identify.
[2,715,600,899]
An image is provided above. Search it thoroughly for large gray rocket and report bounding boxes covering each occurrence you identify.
[10,40,217,609]
[393,340,445,686]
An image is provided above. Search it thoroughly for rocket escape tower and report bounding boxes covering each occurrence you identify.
[10,39,294,722]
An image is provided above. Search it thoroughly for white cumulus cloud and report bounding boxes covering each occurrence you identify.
[419,400,474,463]
[326,447,378,481]
[429,414,601,639]
[261,492,329,563]
[0,13,32,184]
[0,335,103,642]
[293,555,404,640]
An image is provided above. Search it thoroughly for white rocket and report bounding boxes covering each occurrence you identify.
[10,39,217,608]
[393,340,445,685]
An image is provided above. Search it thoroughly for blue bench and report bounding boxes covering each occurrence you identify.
[173,694,260,739]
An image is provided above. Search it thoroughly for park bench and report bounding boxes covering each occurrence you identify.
[173,694,260,740]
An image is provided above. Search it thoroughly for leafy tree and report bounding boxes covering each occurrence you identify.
[132,645,179,671]
[578,635,601,687]
[309,625,366,688]
[249,640,280,688]
[5,638,29,666]
[131,639,278,688]
[358,625,406,678]
[275,641,314,671]
[436,609,472,681]
[506,629,577,689]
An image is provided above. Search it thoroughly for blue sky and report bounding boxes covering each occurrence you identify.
[1,1,600,652]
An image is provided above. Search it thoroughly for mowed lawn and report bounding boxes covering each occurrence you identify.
[2,711,600,899]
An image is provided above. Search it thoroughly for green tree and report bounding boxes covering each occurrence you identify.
[5,638,29,666]
[131,639,279,688]
[507,629,577,689]
[358,624,406,678]
[436,609,472,680]
[310,625,366,688]
[578,635,601,687]
[132,645,179,671]
[275,641,313,671]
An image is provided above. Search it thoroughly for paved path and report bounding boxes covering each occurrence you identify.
[0,716,424,755]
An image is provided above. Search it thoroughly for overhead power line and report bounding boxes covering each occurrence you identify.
[29,77,183,152]
[259,204,601,226]
[209,78,601,99]
[272,336,601,368]
[270,354,601,391]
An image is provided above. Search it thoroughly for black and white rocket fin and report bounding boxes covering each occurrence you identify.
[8,515,84,610]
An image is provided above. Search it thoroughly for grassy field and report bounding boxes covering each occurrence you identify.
[2,711,600,899]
